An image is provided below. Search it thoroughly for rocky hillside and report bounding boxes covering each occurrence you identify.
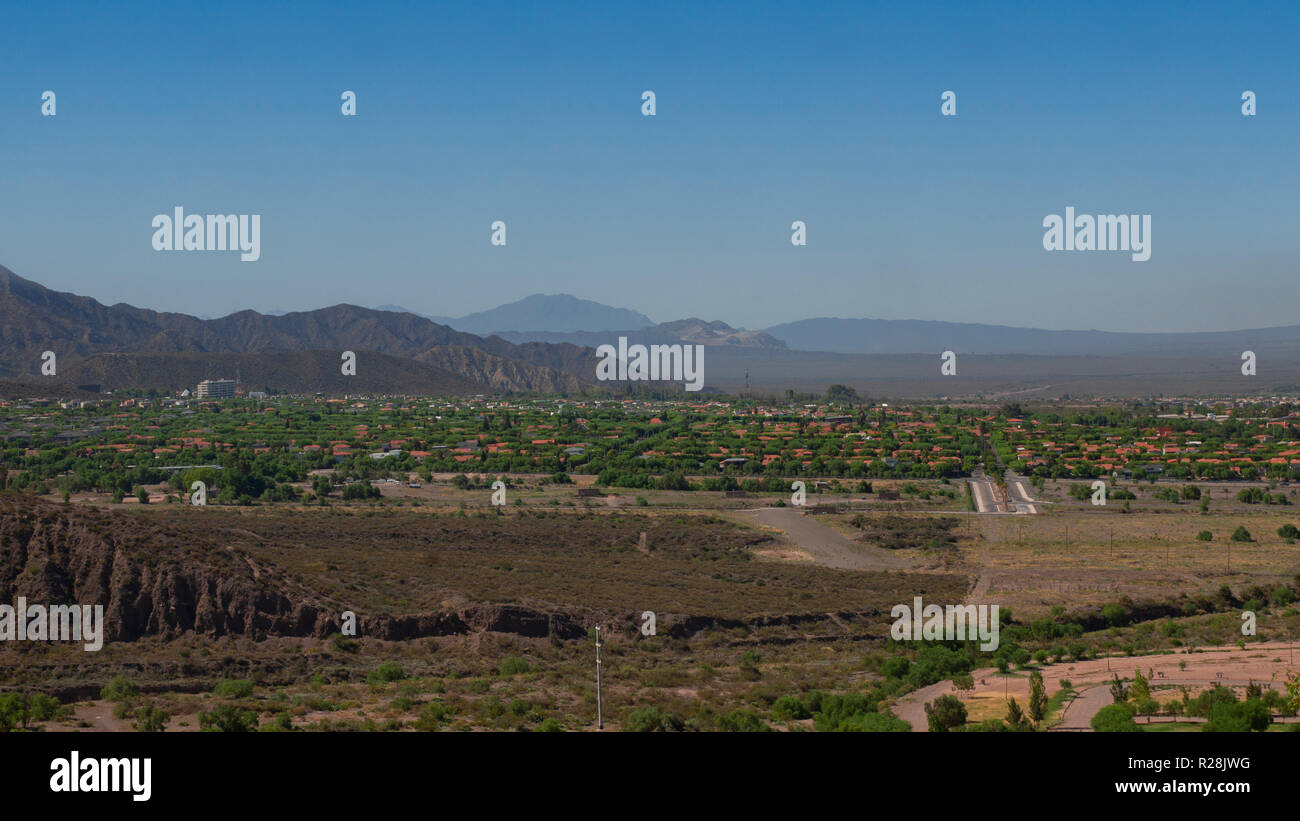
[0,497,593,642]
[0,266,597,394]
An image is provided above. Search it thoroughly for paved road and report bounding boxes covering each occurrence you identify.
[1005,473,1040,514]
[968,475,1000,514]
[895,679,963,732]
[968,469,1040,515]
[1054,684,1111,730]
[740,507,907,570]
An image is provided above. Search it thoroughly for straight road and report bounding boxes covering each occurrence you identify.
[1005,473,1040,514]
[968,468,1040,514]
[968,469,1001,513]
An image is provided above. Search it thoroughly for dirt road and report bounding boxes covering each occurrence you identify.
[739,507,907,570]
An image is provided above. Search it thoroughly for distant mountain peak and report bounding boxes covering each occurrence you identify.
[441,293,654,335]
[654,318,786,348]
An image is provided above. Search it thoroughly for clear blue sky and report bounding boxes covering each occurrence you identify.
[3,0,1297,332]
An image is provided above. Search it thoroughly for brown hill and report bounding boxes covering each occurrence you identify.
[0,265,597,394]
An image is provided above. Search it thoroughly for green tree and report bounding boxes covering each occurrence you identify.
[100,676,139,702]
[0,693,31,731]
[1005,697,1033,731]
[925,694,968,732]
[1131,668,1150,702]
[1204,700,1272,732]
[1109,673,1130,703]
[1092,702,1142,732]
[1028,670,1047,724]
[198,704,258,732]
[132,704,170,732]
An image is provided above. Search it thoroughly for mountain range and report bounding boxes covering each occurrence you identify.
[380,293,1300,359]
[0,266,595,395]
[10,263,1300,399]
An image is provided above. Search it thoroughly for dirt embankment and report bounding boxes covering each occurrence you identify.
[0,498,900,644]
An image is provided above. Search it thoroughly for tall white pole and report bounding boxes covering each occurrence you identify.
[595,626,603,730]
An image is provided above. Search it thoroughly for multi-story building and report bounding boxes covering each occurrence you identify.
[196,379,237,399]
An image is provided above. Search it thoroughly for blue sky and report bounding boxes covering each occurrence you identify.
[2,0,1297,332]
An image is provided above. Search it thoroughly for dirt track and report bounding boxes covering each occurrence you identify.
[739,507,907,570]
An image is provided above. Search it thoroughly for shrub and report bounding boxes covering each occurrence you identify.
[257,713,295,732]
[212,679,255,698]
[1204,699,1272,732]
[198,705,258,732]
[1092,702,1142,732]
[330,633,360,654]
[924,694,967,732]
[414,701,452,731]
[1230,526,1253,543]
[625,707,683,732]
[1101,603,1128,628]
[498,656,531,676]
[100,676,139,702]
[132,704,170,732]
[366,663,406,684]
[771,695,812,721]
[342,482,381,500]
[1196,530,1213,541]
[29,693,63,722]
[880,656,911,679]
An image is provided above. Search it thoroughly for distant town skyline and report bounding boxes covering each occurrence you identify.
[4,1,1298,333]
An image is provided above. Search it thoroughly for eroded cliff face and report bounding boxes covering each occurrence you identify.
[0,498,889,646]
[0,498,322,640]
[0,499,600,642]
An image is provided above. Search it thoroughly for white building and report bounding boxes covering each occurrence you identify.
[196,379,237,399]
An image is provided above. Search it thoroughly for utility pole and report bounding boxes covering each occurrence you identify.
[595,626,603,731]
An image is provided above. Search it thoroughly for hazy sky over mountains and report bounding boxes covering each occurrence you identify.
[3,1,1297,332]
